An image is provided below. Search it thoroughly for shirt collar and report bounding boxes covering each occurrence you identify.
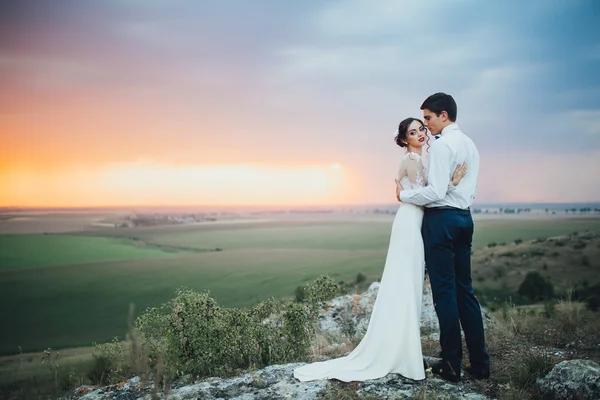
[440,123,459,136]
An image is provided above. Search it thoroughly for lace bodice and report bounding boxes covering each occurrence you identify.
[398,152,427,191]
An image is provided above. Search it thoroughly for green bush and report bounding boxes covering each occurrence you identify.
[356,273,366,284]
[89,337,131,385]
[542,301,556,318]
[134,275,339,379]
[87,355,114,385]
[581,255,590,266]
[518,272,554,302]
[510,350,555,392]
[573,283,600,311]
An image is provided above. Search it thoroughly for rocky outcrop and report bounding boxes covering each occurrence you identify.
[72,362,494,400]
[538,359,600,400]
[317,280,489,342]
[69,281,495,400]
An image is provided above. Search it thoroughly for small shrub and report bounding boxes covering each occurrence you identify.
[493,265,506,279]
[251,374,267,389]
[87,355,113,385]
[581,279,589,288]
[514,238,523,245]
[555,292,582,337]
[355,273,366,284]
[541,301,556,318]
[581,255,590,266]
[89,338,130,385]
[587,296,600,312]
[338,302,358,338]
[573,283,600,311]
[488,242,497,248]
[322,381,361,400]
[510,350,555,392]
[518,272,554,302]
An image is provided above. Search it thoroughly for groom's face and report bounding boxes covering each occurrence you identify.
[422,108,445,135]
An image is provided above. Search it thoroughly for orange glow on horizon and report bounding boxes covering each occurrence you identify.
[0,162,353,207]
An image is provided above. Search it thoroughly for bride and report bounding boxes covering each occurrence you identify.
[294,117,467,382]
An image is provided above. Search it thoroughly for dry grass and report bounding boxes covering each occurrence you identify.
[472,230,600,294]
[307,330,357,362]
[469,296,600,399]
[319,381,362,399]
[419,288,600,400]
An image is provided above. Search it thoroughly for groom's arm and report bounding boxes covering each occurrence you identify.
[399,141,453,206]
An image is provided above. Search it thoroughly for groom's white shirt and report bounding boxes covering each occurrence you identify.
[400,123,479,209]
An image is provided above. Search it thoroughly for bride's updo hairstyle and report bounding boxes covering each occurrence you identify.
[395,117,424,148]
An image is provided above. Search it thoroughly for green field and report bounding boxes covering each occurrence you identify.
[2,216,600,355]
[0,234,187,271]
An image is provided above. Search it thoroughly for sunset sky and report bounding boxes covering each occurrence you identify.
[1,0,599,207]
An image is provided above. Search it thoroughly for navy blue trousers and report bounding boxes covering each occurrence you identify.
[422,207,489,373]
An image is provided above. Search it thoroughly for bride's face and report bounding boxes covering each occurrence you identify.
[405,120,427,149]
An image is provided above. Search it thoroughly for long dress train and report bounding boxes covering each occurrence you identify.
[294,152,427,382]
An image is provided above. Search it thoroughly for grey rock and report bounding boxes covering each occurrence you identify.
[317,281,442,338]
[71,360,494,400]
[358,371,492,399]
[72,364,328,400]
[538,359,600,400]
[70,281,493,400]
[157,363,328,400]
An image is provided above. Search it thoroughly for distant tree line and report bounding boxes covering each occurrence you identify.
[565,207,599,214]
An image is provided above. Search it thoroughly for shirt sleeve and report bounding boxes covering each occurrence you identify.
[399,141,453,205]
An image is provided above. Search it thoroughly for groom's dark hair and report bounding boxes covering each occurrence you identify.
[420,93,457,122]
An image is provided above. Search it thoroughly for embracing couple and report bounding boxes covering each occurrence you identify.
[294,93,490,383]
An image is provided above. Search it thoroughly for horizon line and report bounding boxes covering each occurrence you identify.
[2,201,600,211]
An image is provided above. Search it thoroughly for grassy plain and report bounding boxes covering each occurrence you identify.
[1,214,600,356]
[76,216,600,251]
[0,234,186,271]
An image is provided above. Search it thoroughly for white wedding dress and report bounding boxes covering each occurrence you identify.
[294,152,428,382]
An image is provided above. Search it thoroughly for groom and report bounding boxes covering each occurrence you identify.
[398,93,490,382]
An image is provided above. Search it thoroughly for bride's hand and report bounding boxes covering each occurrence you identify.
[451,163,467,186]
[395,179,403,202]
